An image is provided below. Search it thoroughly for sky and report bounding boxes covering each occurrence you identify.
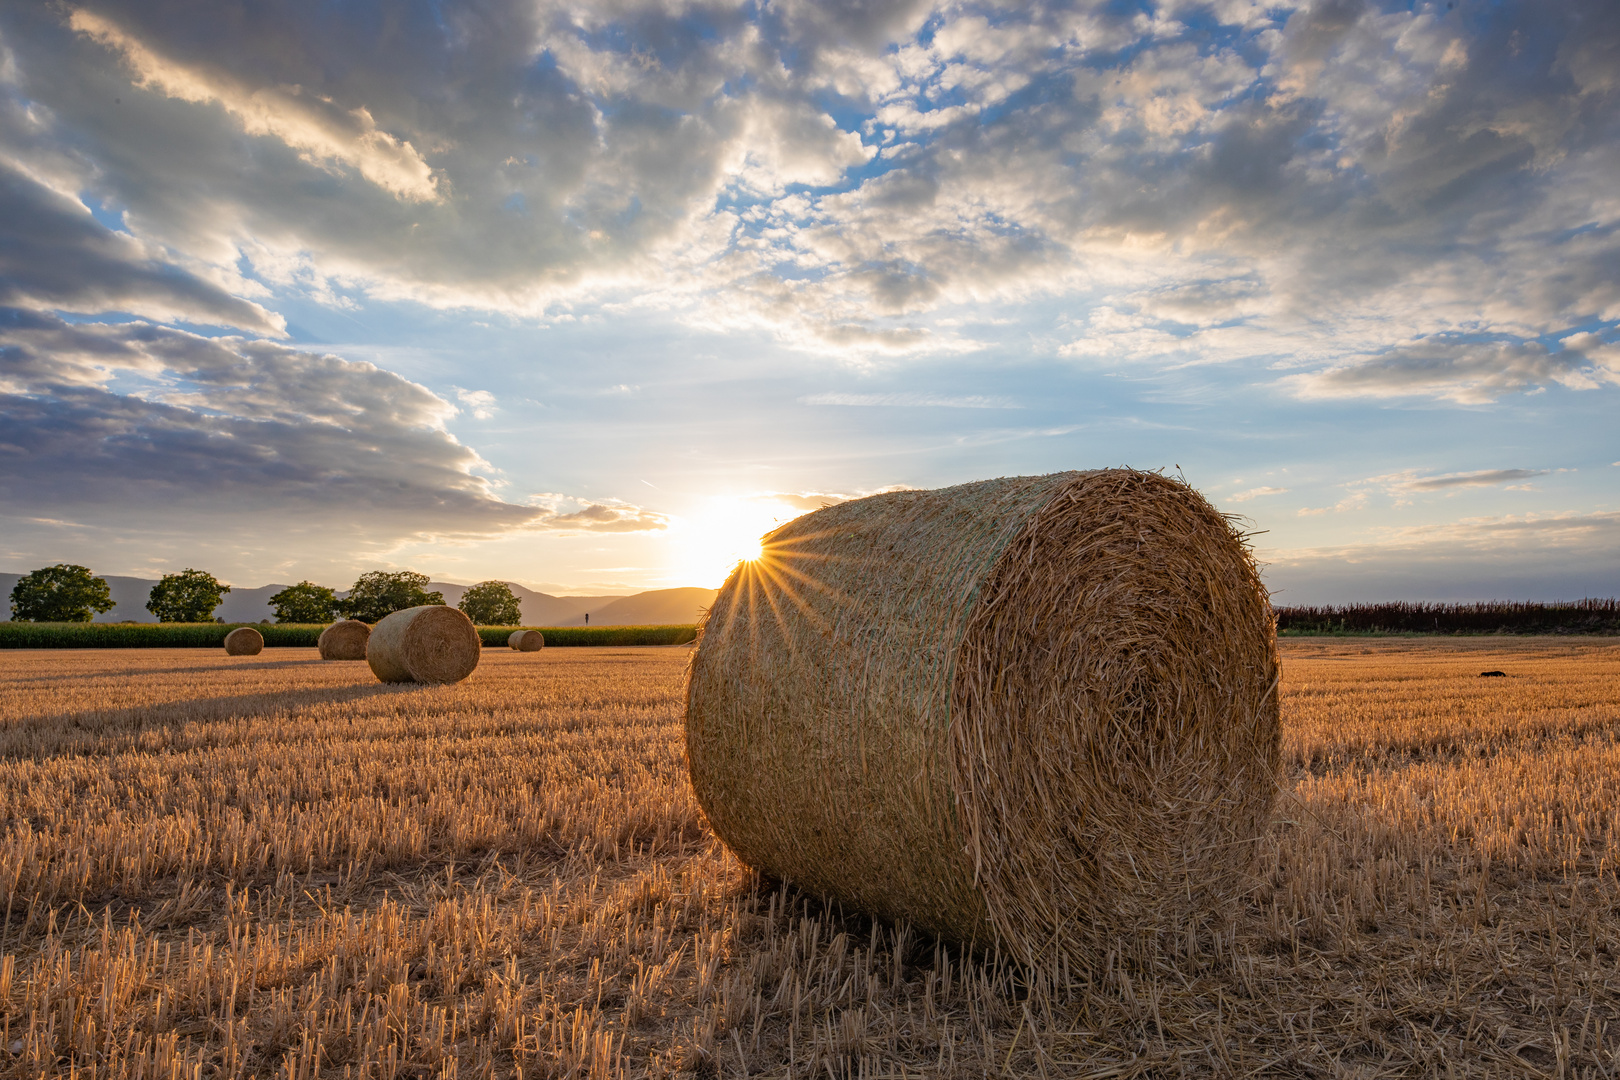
[0,0,1616,602]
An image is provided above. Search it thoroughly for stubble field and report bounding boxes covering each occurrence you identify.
[0,638,1617,1078]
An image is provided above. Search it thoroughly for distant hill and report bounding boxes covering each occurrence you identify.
[551,587,717,627]
[0,572,714,626]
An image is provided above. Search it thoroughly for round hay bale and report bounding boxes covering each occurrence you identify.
[223,627,263,656]
[508,629,544,651]
[686,469,1280,970]
[318,619,371,660]
[366,605,481,684]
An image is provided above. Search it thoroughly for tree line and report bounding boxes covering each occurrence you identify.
[6,565,526,626]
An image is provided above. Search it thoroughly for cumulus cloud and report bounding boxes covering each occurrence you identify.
[0,0,1614,376]
[69,8,441,202]
[0,309,539,542]
[454,388,497,420]
[529,495,669,534]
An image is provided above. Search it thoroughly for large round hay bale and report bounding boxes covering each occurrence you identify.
[508,629,544,651]
[686,469,1280,970]
[366,605,481,684]
[223,627,263,656]
[318,619,370,660]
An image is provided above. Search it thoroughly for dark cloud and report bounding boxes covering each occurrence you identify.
[0,161,283,333]
[0,311,539,540]
[1287,338,1611,402]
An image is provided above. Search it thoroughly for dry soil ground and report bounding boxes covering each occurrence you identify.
[0,638,1616,1078]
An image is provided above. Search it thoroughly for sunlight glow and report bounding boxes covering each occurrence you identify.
[669,497,803,588]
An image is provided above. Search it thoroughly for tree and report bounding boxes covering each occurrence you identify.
[267,581,338,624]
[147,569,231,623]
[9,564,116,622]
[459,581,522,626]
[339,570,444,623]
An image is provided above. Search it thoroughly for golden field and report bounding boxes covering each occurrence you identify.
[0,638,1616,1078]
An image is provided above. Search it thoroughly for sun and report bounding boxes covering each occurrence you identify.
[670,497,798,588]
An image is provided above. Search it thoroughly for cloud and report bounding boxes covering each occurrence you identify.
[454,388,496,420]
[0,0,1613,378]
[1405,469,1548,491]
[69,8,441,203]
[1297,489,1371,517]
[1285,339,1610,403]
[798,392,1018,408]
[0,161,284,333]
[1228,486,1288,502]
[1269,510,1620,565]
[529,495,669,534]
[1295,466,1551,515]
[0,310,538,542]
[1261,510,1620,602]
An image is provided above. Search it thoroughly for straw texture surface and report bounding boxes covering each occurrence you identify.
[685,469,1279,970]
[223,627,263,656]
[367,606,481,684]
[508,629,545,651]
[318,619,370,660]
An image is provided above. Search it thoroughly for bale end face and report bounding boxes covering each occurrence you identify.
[318,619,370,660]
[509,629,544,651]
[223,627,263,656]
[367,606,481,684]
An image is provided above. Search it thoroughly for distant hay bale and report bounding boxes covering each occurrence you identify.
[508,629,544,651]
[318,619,370,660]
[223,627,263,656]
[367,606,481,684]
[686,469,1280,971]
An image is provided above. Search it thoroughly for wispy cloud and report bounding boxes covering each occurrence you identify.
[454,388,496,420]
[1405,469,1548,491]
[1268,511,1620,564]
[529,495,668,534]
[799,392,1019,408]
[1283,341,1611,404]
[1298,468,1551,514]
[1228,486,1288,503]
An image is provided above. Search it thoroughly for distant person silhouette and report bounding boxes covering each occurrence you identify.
[585,613,589,625]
